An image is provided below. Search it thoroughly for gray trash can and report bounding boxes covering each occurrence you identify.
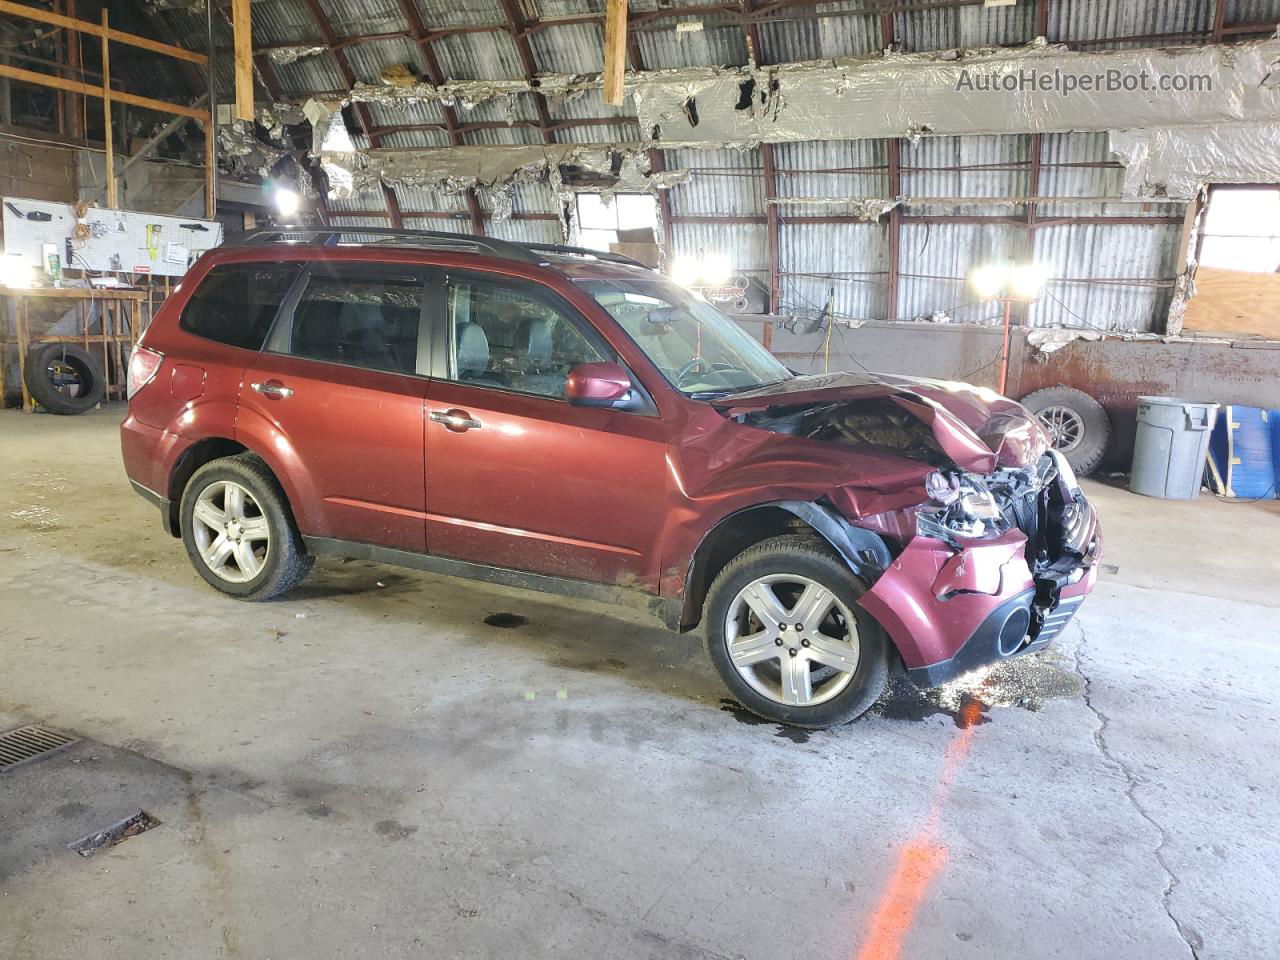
[1130,396,1219,499]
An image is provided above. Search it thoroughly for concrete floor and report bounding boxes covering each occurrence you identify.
[1,407,1278,960]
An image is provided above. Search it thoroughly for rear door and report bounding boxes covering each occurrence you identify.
[238,260,431,553]
[421,268,669,590]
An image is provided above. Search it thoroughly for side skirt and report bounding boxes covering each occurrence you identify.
[302,536,678,628]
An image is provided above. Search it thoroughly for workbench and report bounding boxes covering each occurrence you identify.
[0,285,151,412]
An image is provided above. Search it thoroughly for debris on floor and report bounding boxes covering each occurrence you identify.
[68,810,161,858]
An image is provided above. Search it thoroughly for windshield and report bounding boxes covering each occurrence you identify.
[577,276,793,396]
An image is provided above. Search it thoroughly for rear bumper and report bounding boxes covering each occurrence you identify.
[859,496,1101,688]
[121,413,183,536]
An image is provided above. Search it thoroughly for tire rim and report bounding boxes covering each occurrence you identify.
[191,480,271,583]
[1036,405,1085,454]
[44,357,88,399]
[724,574,860,707]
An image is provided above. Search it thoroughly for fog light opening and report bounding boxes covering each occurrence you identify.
[997,607,1032,657]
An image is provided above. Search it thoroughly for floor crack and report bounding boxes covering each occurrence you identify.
[1072,624,1203,960]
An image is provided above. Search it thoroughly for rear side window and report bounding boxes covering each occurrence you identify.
[277,264,427,375]
[179,263,300,350]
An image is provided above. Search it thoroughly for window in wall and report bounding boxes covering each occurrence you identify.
[1199,187,1280,273]
[574,193,658,252]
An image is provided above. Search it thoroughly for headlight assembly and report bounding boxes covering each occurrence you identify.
[917,471,1009,541]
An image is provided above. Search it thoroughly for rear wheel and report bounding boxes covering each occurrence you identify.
[705,534,890,728]
[179,454,313,600]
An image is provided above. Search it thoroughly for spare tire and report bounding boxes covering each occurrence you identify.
[1020,385,1111,477]
[23,342,106,415]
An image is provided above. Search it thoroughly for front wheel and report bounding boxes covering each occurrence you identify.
[705,534,890,729]
[179,453,313,600]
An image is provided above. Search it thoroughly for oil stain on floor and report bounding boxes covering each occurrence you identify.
[484,612,527,629]
[719,699,813,743]
[873,649,1084,727]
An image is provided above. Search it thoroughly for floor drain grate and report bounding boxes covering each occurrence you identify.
[0,725,79,772]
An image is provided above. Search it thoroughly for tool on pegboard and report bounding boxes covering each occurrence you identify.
[145,223,163,260]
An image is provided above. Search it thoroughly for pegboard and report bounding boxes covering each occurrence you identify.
[2,196,222,278]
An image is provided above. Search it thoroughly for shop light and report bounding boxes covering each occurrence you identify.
[0,255,34,289]
[273,187,301,219]
[671,253,732,287]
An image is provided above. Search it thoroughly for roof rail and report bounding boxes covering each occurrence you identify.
[236,227,651,270]
[237,227,541,263]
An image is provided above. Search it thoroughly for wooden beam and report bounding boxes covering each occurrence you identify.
[232,0,254,121]
[0,64,210,120]
[0,0,208,66]
[603,0,627,106]
[101,11,116,208]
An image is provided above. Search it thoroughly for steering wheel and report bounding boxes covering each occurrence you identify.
[675,357,710,385]
[675,358,747,388]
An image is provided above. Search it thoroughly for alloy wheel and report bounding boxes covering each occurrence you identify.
[724,574,861,707]
[190,480,271,583]
[1036,404,1085,453]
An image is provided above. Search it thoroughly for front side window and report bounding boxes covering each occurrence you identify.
[445,276,604,399]
[180,262,300,350]
[577,276,791,397]
[279,264,426,375]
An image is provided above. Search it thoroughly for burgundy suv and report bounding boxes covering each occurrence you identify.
[121,229,1100,728]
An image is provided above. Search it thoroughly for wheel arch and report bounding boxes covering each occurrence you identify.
[673,501,892,632]
[164,436,248,536]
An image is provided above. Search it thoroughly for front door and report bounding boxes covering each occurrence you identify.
[238,260,431,553]
[422,269,669,590]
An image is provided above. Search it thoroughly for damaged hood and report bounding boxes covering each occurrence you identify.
[713,371,1049,473]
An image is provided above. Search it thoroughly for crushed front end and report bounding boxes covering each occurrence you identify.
[858,450,1101,687]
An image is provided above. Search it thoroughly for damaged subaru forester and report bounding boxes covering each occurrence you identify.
[121,230,1100,729]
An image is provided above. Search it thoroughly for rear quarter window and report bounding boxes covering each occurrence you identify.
[179,263,300,350]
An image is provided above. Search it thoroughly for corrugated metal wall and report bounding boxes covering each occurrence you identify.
[150,0,1280,334]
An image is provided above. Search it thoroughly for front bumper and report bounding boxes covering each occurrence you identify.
[858,482,1101,688]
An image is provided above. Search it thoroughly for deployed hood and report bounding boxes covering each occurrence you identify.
[713,371,1049,473]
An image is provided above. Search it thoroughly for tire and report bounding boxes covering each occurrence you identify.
[179,453,313,600]
[1020,385,1111,477]
[705,534,890,729]
[23,342,106,415]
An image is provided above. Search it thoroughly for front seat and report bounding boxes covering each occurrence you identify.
[455,321,493,382]
[513,316,566,396]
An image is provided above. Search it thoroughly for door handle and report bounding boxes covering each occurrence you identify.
[430,408,482,432]
[251,380,294,399]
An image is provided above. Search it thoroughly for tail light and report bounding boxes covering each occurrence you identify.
[127,346,163,399]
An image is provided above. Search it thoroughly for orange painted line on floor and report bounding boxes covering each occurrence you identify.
[853,696,986,960]
[854,839,949,960]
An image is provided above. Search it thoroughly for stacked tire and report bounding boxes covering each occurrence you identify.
[22,343,106,415]
[1020,385,1111,476]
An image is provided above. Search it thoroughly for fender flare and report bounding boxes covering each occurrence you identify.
[773,500,893,577]
[672,499,893,631]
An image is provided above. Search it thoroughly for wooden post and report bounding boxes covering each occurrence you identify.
[0,299,7,408]
[15,297,31,412]
[204,121,216,218]
[101,10,116,208]
[65,0,82,138]
[602,0,627,106]
[232,0,254,121]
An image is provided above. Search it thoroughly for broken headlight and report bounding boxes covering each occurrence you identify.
[917,470,1009,541]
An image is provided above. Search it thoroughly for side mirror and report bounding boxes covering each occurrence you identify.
[565,362,633,407]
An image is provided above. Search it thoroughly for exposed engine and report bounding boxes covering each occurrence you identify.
[916,451,1099,645]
